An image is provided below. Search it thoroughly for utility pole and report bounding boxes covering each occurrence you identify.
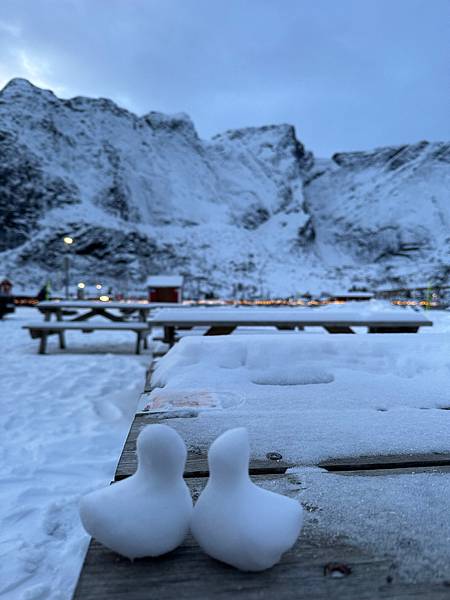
[63,236,74,298]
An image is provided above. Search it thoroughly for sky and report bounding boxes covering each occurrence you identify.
[0,0,448,156]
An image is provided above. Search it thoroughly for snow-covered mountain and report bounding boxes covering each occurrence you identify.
[0,78,448,297]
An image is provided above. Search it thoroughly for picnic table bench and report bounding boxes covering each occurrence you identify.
[33,301,191,352]
[149,307,433,346]
[72,407,450,599]
[23,321,150,354]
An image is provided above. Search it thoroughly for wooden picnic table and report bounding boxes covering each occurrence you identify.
[148,307,433,346]
[72,408,450,600]
[72,338,449,599]
[36,301,189,351]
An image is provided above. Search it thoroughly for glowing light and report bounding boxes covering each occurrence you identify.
[77,282,86,289]
[95,284,102,290]
[99,295,110,302]
[63,236,73,245]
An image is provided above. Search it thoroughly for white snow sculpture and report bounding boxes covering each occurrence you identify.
[191,427,303,571]
[79,424,192,559]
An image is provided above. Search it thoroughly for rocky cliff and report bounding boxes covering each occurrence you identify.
[0,78,448,297]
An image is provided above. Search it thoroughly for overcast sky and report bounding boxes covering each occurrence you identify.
[0,0,448,156]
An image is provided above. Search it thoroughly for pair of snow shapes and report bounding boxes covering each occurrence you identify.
[80,424,303,571]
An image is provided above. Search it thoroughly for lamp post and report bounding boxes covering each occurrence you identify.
[63,236,73,299]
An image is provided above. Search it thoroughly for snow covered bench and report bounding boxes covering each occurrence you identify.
[23,321,150,354]
[149,307,433,346]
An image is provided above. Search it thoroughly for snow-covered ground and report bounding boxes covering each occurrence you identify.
[0,308,148,600]
[0,306,449,597]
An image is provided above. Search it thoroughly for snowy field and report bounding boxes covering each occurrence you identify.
[0,308,148,600]
[0,305,449,598]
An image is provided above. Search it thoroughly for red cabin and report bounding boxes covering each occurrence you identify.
[147,275,183,303]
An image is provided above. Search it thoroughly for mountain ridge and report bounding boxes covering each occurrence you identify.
[0,78,448,297]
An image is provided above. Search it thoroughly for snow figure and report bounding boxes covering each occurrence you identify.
[191,427,303,571]
[79,424,192,559]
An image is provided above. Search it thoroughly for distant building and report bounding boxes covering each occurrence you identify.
[0,277,13,296]
[146,275,183,303]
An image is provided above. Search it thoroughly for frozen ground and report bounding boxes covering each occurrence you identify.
[0,308,148,600]
[0,306,449,597]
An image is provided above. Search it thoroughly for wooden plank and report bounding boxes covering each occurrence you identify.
[116,416,450,480]
[115,415,292,480]
[72,476,450,600]
[116,443,291,480]
[327,465,450,476]
[319,453,450,472]
[73,541,449,600]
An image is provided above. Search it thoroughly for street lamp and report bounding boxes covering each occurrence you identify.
[63,236,74,299]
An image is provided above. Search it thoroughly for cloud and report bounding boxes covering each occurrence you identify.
[0,0,448,155]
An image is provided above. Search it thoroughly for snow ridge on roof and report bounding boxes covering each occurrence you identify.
[146,275,183,287]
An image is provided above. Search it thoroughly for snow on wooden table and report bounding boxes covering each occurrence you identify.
[142,334,449,461]
[74,472,449,600]
[37,300,190,310]
[72,320,450,597]
[134,333,450,585]
[149,305,433,325]
[149,305,432,344]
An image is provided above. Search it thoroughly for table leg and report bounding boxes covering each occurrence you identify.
[368,326,419,333]
[204,326,236,336]
[324,326,355,334]
[56,308,65,348]
[135,332,142,355]
[163,326,175,346]
[58,331,66,349]
[39,333,48,354]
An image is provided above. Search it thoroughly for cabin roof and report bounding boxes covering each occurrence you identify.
[146,275,184,288]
